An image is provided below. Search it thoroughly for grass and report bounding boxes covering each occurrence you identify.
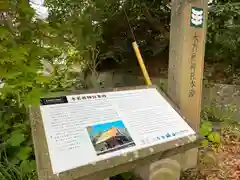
[0,157,37,180]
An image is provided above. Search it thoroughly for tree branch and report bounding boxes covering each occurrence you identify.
[1,12,16,35]
[142,3,169,39]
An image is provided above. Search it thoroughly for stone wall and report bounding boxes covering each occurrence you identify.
[202,84,240,122]
[93,72,240,122]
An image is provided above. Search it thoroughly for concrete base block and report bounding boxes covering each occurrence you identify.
[169,148,198,170]
[134,158,181,180]
[150,168,177,180]
[182,148,198,170]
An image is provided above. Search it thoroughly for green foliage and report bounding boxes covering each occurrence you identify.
[45,0,118,75]
[207,1,240,71]
[99,0,170,62]
[0,157,37,180]
[0,1,78,179]
[0,94,36,179]
[199,100,236,150]
[0,2,49,177]
[1,0,60,105]
[200,101,237,150]
[7,132,25,147]
[208,132,221,144]
[200,121,213,137]
[200,121,221,149]
[202,101,239,124]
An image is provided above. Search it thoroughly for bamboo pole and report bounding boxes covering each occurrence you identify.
[132,41,152,86]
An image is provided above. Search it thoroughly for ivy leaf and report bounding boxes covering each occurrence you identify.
[16,147,32,161]
[24,88,45,106]
[10,157,20,165]
[1,71,22,79]
[200,121,212,137]
[0,27,10,40]
[13,123,28,132]
[29,160,36,171]
[34,75,52,84]
[7,131,25,147]
[208,132,221,144]
[20,160,33,174]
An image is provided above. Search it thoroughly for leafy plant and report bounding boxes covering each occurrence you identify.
[45,0,118,88]
[200,121,221,149]
[199,99,239,166]
[0,95,36,177]
[202,101,239,125]
[207,0,240,72]
[0,1,78,179]
[0,156,37,180]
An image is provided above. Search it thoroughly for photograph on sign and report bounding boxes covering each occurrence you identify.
[39,87,196,174]
[87,120,135,156]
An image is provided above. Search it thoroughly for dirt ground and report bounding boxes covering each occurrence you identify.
[182,126,240,180]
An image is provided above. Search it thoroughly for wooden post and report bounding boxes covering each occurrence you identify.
[168,0,208,169]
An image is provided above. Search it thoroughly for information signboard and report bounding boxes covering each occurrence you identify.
[38,86,196,174]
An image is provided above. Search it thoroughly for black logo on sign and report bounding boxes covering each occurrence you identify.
[40,96,68,105]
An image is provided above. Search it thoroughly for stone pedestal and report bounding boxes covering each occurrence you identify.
[135,159,181,180]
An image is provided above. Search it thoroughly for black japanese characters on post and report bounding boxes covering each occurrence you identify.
[189,32,199,98]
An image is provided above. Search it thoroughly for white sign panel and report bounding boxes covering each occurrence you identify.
[39,87,195,174]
